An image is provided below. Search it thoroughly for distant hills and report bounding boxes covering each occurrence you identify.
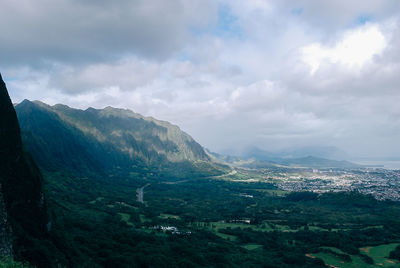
[221,145,349,161]
[279,155,358,168]
[210,150,359,169]
[15,100,224,179]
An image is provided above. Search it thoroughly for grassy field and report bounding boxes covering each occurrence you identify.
[309,243,400,268]
[360,243,400,267]
[193,221,307,233]
[215,232,238,241]
[242,244,263,250]
[254,189,288,196]
[139,214,151,223]
[190,221,300,242]
[88,196,104,204]
[159,213,180,220]
[118,212,134,226]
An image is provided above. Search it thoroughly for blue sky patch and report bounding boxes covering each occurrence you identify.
[215,4,242,38]
[355,14,373,25]
[4,77,19,82]
[291,7,303,16]
[190,4,243,40]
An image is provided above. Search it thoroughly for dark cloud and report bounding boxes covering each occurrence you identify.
[0,0,217,66]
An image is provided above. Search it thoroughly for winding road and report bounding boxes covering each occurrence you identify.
[209,169,237,179]
[137,183,150,203]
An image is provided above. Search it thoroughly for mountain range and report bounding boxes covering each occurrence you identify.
[14,98,358,183]
[210,150,358,169]
[15,100,225,180]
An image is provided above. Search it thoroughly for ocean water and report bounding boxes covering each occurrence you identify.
[354,160,400,170]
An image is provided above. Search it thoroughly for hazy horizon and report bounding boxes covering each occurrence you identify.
[1,0,399,159]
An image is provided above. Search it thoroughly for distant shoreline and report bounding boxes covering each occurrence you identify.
[361,164,384,168]
[354,160,400,170]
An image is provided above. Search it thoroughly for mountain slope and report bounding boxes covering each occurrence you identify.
[0,74,49,265]
[15,100,223,179]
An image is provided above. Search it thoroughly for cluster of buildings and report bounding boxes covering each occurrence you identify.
[274,168,400,201]
[152,225,192,235]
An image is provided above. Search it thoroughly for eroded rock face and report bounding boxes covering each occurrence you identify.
[0,184,13,258]
[0,73,48,260]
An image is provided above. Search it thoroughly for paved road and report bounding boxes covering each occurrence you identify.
[210,169,237,179]
[137,183,150,203]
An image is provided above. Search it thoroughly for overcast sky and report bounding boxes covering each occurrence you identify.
[1,0,399,159]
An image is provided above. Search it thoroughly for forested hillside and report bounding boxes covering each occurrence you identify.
[16,100,225,179]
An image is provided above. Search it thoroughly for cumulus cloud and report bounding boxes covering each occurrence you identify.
[1,0,400,159]
[301,24,387,73]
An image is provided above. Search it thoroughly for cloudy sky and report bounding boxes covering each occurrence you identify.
[1,0,399,159]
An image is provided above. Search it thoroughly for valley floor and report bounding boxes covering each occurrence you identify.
[40,166,400,267]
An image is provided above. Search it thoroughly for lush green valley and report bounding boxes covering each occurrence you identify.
[1,78,400,267]
[38,169,400,267]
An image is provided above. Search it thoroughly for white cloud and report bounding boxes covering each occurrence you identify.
[2,0,400,159]
[301,24,387,73]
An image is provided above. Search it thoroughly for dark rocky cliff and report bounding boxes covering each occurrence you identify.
[0,73,48,263]
[0,184,13,258]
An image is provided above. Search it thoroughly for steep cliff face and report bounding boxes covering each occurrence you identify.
[16,100,224,178]
[17,101,210,164]
[0,73,48,263]
[0,185,13,258]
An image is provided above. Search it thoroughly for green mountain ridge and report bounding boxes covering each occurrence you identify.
[15,99,224,179]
